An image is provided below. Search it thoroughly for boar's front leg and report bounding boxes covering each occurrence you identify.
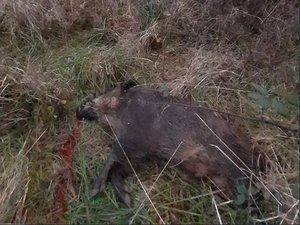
[91,151,118,197]
[92,141,132,206]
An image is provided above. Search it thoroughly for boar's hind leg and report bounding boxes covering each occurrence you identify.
[91,152,118,197]
[110,165,131,207]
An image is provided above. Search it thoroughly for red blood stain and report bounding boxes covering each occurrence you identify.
[54,110,81,223]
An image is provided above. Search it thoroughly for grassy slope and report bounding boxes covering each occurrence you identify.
[0,0,298,224]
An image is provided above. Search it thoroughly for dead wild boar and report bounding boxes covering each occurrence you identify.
[78,80,262,207]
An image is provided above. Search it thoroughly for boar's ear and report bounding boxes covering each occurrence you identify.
[120,79,138,93]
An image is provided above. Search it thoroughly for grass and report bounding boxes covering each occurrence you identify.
[0,0,298,224]
[0,135,29,223]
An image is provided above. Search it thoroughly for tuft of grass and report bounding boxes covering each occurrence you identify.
[139,0,164,30]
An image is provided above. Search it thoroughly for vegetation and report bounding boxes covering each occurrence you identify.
[0,0,298,224]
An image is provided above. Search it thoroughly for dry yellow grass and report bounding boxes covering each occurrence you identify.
[0,138,30,223]
[0,0,139,33]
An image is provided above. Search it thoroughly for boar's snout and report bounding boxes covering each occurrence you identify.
[77,104,98,121]
[77,93,98,121]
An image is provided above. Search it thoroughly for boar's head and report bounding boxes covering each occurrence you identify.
[77,79,138,126]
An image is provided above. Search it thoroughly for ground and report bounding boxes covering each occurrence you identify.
[0,0,298,224]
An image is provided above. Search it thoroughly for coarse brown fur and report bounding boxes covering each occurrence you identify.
[78,80,263,207]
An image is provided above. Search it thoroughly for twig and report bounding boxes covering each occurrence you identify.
[255,215,281,222]
[210,187,223,225]
[291,209,299,225]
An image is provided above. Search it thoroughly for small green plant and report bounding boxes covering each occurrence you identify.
[247,82,297,118]
[234,184,259,206]
[159,82,169,97]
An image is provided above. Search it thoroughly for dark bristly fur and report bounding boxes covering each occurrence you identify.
[78,80,262,207]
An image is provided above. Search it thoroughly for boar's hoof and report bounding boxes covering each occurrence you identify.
[111,167,131,207]
[90,188,100,198]
[90,178,106,198]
